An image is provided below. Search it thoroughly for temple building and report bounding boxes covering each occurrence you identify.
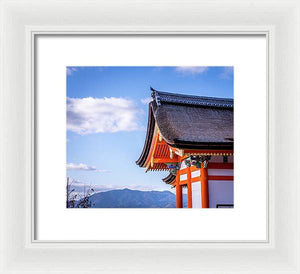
[136,88,234,208]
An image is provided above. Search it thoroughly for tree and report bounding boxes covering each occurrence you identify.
[66,177,77,208]
[76,184,95,208]
[66,177,95,208]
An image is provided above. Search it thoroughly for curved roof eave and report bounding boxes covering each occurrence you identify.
[162,172,176,185]
[136,102,155,167]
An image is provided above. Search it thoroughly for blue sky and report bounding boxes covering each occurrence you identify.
[67,66,233,192]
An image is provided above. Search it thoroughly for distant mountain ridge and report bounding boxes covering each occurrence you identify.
[86,188,187,208]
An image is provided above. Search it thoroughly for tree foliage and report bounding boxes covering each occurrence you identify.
[66,177,94,208]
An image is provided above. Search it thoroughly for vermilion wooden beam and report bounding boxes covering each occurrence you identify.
[187,166,192,208]
[191,177,200,183]
[176,174,182,208]
[179,163,233,174]
[206,163,234,169]
[178,179,188,185]
[200,164,209,208]
[177,176,234,185]
[190,166,198,172]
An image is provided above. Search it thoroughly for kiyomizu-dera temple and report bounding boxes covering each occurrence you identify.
[136,88,234,208]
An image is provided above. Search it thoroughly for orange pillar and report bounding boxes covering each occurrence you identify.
[200,163,209,208]
[187,166,193,208]
[176,173,183,208]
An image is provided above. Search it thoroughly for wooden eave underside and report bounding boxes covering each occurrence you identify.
[145,129,179,171]
[144,137,234,173]
[143,130,234,172]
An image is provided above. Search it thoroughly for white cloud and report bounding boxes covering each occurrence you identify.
[67,163,110,173]
[66,67,78,76]
[220,67,234,79]
[95,169,111,173]
[141,97,152,104]
[175,66,208,75]
[67,97,142,134]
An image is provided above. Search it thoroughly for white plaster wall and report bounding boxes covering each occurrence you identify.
[192,181,202,208]
[208,180,234,208]
[208,169,234,176]
[191,170,200,178]
[180,160,187,182]
[180,174,187,181]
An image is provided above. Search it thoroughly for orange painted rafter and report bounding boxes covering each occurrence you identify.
[149,163,169,171]
[146,131,183,170]
[154,144,168,158]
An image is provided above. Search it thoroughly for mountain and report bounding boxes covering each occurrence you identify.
[86,188,188,208]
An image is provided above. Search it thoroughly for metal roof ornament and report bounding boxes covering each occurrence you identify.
[185,157,192,167]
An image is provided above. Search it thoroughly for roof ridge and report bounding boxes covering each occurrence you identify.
[150,88,233,108]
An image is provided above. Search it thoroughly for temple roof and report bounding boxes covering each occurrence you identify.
[162,172,176,185]
[136,88,234,167]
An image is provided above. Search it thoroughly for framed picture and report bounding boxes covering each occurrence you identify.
[36,36,263,241]
[1,0,299,273]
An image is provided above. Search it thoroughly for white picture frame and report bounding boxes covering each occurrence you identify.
[0,0,299,273]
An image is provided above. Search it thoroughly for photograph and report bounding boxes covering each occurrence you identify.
[66,66,234,208]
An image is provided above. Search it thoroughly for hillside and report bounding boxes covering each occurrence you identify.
[86,188,188,208]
